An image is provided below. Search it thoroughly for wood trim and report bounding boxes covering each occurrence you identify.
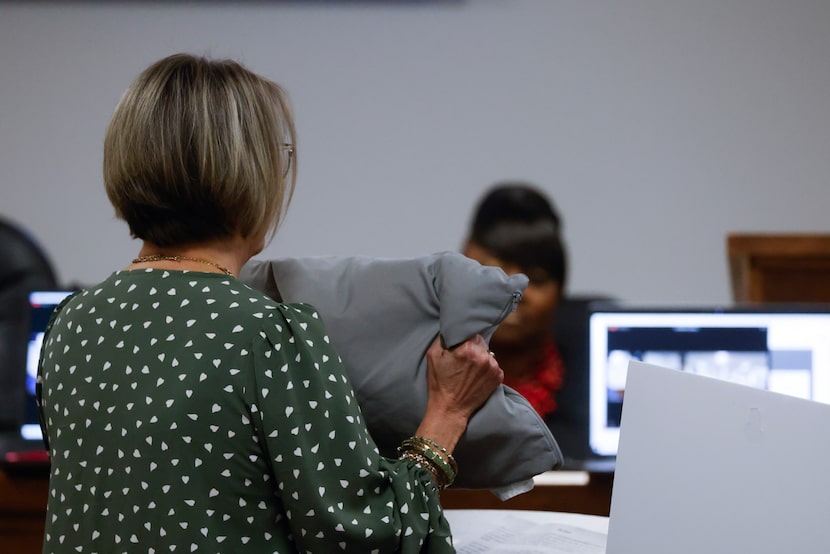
[727,233,830,303]
[0,468,48,554]
[440,472,614,516]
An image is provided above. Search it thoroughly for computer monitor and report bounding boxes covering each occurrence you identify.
[588,305,830,457]
[20,290,74,443]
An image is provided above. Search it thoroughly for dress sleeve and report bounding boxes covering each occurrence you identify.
[250,303,455,553]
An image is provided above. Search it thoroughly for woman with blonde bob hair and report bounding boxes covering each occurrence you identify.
[104,53,297,258]
[37,53,502,552]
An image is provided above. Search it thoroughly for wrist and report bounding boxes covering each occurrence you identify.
[415,406,469,454]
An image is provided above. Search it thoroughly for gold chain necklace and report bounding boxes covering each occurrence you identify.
[131,255,233,276]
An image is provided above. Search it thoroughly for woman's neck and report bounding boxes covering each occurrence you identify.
[491,340,549,383]
[129,236,258,277]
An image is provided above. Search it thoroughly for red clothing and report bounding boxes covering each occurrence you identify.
[502,338,565,419]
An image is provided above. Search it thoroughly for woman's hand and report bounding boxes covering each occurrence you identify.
[415,334,504,453]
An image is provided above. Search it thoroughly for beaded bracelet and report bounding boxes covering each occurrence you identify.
[410,436,458,475]
[400,450,448,489]
[398,436,457,489]
[400,439,457,485]
[400,437,458,477]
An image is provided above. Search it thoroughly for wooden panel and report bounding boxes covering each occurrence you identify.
[0,468,48,554]
[728,234,830,303]
[0,517,46,554]
[0,466,613,551]
[440,472,614,517]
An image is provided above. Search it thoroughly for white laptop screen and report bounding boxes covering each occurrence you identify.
[588,307,830,456]
[21,291,74,442]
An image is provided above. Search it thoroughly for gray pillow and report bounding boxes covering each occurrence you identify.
[239,251,563,489]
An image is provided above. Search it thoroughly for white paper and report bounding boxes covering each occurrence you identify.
[452,513,607,554]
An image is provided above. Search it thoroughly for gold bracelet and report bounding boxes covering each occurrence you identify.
[400,450,447,489]
[410,436,458,475]
[400,438,457,481]
[402,440,457,485]
[399,438,456,488]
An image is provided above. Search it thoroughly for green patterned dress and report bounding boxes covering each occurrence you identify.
[37,269,454,553]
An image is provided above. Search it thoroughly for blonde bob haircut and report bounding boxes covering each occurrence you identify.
[104,53,296,247]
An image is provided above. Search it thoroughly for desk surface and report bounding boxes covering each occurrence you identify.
[445,509,608,553]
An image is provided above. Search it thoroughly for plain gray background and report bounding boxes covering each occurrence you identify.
[2,0,829,304]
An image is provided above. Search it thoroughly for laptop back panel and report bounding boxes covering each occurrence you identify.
[606,361,830,554]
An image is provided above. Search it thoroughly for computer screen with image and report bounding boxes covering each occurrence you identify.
[588,306,830,457]
[20,290,74,443]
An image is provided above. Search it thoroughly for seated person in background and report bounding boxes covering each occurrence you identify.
[462,183,568,419]
[37,53,503,553]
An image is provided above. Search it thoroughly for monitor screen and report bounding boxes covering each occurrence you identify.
[588,306,830,456]
[21,290,74,442]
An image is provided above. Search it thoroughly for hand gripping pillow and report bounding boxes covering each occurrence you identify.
[239,252,563,489]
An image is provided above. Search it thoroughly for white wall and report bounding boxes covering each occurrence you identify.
[2,0,829,304]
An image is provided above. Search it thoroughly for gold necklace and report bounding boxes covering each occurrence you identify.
[132,255,233,276]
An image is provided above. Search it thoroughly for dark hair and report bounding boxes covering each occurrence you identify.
[468,182,567,286]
